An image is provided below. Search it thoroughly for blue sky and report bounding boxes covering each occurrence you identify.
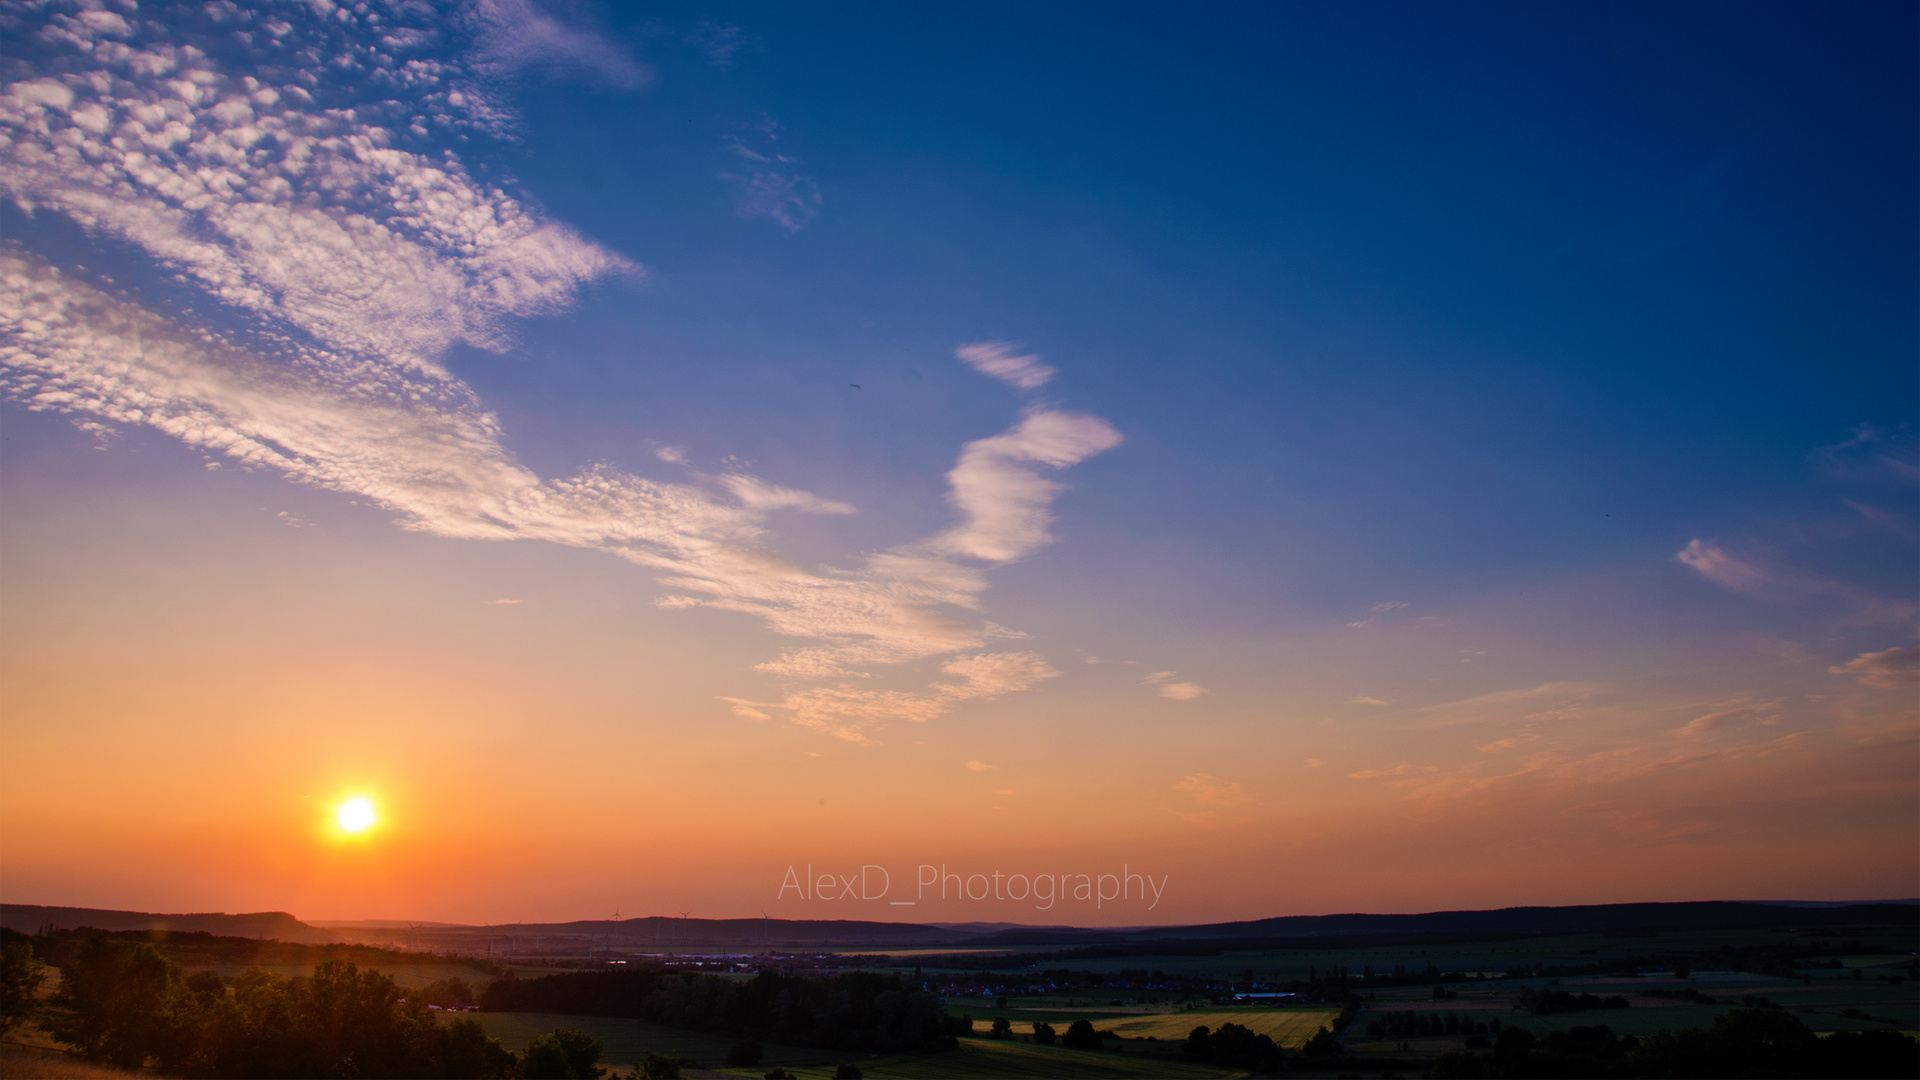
[0,0,1913,920]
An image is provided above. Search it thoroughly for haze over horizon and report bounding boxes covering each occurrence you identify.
[1,0,1914,929]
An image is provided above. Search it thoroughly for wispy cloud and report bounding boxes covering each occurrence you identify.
[932,409,1123,562]
[464,0,652,89]
[1675,539,1915,624]
[1346,695,1390,706]
[1407,682,1606,729]
[1145,671,1209,700]
[687,22,754,69]
[1173,773,1251,806]
[936,652,1061,700]
[955,342,1056,391]
[966,760,995,772]
[1675,539,1767,592]
[1829,647,1920,689]
[0,7,1125,747]
[721,120,819,231]
[1667,700,1780,737]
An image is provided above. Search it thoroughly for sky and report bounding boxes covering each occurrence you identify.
[0,0,1914,927]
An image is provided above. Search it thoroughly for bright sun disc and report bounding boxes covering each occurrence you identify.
[337,798,376,833]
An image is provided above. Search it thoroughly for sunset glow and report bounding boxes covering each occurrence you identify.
[0,0,1911,933]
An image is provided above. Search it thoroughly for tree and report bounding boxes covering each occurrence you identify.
[988,1016,1011,1039]
[832,1064,863,1080]
[522,1029,606,1079]
[1061,1019,1102,1050]
[1031,1021,1056,1045]
[433,1017,515,1079]
[726,1038,764,1066]
[46,937,184,1069]
[0,939,46,1037]
[637,1050,680,1079]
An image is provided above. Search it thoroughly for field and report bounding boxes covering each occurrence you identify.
[464,1012,817,1070]
[726,1037,1236,1079]
[1091,1008,1341,1047]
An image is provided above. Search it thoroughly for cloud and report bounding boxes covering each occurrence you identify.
[936,652,1061,700]
[955,342,1056,390]
[1173,773,1250,806]
[464,0,652,88]
[687,23,754,69]
[0,6,1123,746]
[725,168,822,232]
[1408,682,1606,729]
[1668,702,1779,737]
[654,446,688,464]
[1348,763,1419,780]
[1675,539,1767,592]
[1145,671,1209,700]
[0,5,635,371]
[485,599,522,605]
[1346,695,1390,705]
[966,760,994,772]
[1370,601,1408,613]
[933,409,1123,562]
[752,686,952,744]
[1829,647,1920,689]
[1674,540,1914,624]
[719,475,855,515]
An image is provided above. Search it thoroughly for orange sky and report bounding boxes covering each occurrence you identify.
[3,442,1912,926]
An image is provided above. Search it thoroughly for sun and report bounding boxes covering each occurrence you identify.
[337,797,377,833]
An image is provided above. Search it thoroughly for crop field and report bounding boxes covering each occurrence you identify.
[1092,1007,1342,1046]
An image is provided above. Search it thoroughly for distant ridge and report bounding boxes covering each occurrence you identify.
[1,904,339,944]
[4,900,1908,956]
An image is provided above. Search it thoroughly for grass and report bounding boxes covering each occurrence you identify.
[0,1044,146,1079]
[1091,1008,1341,1047]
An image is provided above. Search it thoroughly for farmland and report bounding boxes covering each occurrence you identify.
[1092,1007,1341,1046]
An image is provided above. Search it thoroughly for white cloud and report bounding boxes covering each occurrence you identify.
[1829,647,1920,689]
[0,6,1125,746]
[1370,600,1407,613]
[955,342,1056,390]
[485,599,522,605]
[966,760,995,772]
[0,4,634,373]
[654,446,688,464]
[719,474,855,515]
[1173,773,1250,806]
[1675,539,1767,592]
[464,0,652,88]
[1145,670,1209,700]
[936,652,1061,700]
[933,409,1123,562]
[1346,695,1390,705]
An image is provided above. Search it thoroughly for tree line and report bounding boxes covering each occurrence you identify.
[1,934,600,1077]
[480,967,959,1054]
